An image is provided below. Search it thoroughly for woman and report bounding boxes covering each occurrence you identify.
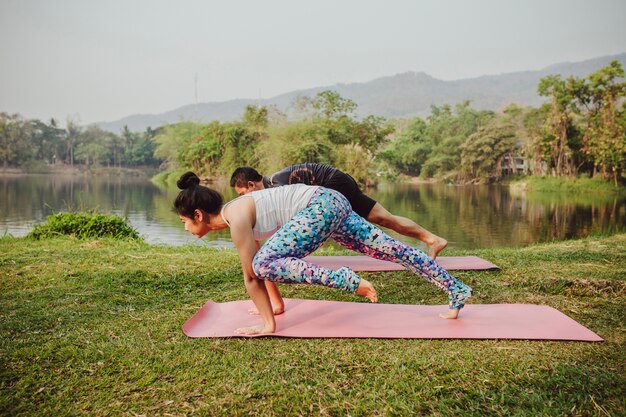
[175,172,472,335]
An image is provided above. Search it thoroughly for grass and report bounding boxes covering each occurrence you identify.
[151,169,190,187]
[509,176,625,194]
[1,234,625,416]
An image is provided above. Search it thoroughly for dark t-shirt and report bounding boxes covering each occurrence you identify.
[264,163,339,187]
[262,163,377,218]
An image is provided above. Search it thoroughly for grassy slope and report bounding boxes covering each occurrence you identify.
[508,176,626,194]
[1,235,624,416]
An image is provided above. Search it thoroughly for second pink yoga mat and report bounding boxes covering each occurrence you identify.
[183,298,602,341]
[302,255,500,271]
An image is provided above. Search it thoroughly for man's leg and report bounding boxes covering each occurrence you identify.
[366,203,448,259]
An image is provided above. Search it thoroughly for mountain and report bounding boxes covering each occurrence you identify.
[96,53,626,133]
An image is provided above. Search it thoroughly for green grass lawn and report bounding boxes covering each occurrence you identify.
[1,234,625,416]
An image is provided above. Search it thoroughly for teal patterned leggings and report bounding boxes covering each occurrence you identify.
[252,188,472,309]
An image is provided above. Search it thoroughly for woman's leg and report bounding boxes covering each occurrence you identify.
[331,211,472,310]
[253,190,362,293]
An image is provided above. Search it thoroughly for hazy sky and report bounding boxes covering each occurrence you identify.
[1,0,625,124]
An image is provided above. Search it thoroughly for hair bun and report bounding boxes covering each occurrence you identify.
[177,172,201,190]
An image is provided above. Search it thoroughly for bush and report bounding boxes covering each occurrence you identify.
[28,212,141,240]
[22,160,49,173]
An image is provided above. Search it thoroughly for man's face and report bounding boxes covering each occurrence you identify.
[235,181,261,196]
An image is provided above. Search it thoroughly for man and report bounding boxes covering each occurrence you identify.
[230,163,448,259]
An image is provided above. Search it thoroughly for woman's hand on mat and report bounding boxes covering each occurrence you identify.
[248,305,285,315]
[234,324,274,335]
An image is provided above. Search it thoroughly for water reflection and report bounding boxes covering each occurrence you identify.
[1,174,624,249]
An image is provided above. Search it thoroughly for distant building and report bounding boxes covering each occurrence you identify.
[499,155,530,177]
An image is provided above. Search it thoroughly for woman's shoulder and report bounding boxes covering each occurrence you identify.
[222,195,255,226]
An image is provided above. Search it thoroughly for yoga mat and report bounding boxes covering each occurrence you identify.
[183,298,603,341]
[303,255,500,271]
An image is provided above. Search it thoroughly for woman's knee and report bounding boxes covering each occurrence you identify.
[252,252,271,276]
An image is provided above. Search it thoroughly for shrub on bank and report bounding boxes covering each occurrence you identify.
[151,169,190,186]
[509,175,625,194]
[28,212,141,240]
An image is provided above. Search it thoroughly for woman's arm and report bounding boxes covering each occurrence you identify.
[228,203,276,335]
[264,281,285,314]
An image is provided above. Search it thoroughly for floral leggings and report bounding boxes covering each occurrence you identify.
[252,188,473,309]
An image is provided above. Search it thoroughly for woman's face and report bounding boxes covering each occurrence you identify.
[179,212,210,238]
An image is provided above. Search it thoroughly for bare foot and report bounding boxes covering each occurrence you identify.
[439,309,460,319]
[355,278,378,302]
[428,237,448,259]
[234,323,275,335]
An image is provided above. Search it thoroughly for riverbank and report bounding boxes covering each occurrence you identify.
[5,166,625,195]
[153,169,626,194]
[509,175,625,194]
[0,165,157,178]
[1,234,624,416]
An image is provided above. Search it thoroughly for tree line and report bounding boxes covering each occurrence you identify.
[0,116,161,170]
[2,61,624,184]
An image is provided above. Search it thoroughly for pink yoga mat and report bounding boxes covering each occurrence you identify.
[302,256,500,271]
[183,298,603,341]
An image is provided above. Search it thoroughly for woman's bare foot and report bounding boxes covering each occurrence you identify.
[439,309,460,319]
[355,278,378,302]
[234,323,275,335]
[428,237,448,259]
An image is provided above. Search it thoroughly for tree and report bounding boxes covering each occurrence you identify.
[29,118,66,164]
[459,122,517,181]
[180,122,221,173]
[268,120,331,168]
[289,95,314,120]
[537,74,579,176]
[573,60,626,184]
[420,102,494,178]
[154,122,203,168]
[242,105,269,130]
[312,90,357,120]
[377,117,428,175]
[65,118,83,166]
[124,127,160,166]
[74,125,113,166]
[0,113,33,167]
[212,122,260,174]
[350,115,394,153]
[331,143,374,186]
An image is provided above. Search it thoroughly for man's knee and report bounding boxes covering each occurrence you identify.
[367,204,395,227]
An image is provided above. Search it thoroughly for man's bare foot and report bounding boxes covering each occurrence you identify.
[439,309,460,319]
[428,237,448,259]
[355,278,378,302]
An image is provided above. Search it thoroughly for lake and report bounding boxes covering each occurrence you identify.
[1,174,625,251]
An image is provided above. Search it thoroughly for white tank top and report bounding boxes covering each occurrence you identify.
[221,184,319,240]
